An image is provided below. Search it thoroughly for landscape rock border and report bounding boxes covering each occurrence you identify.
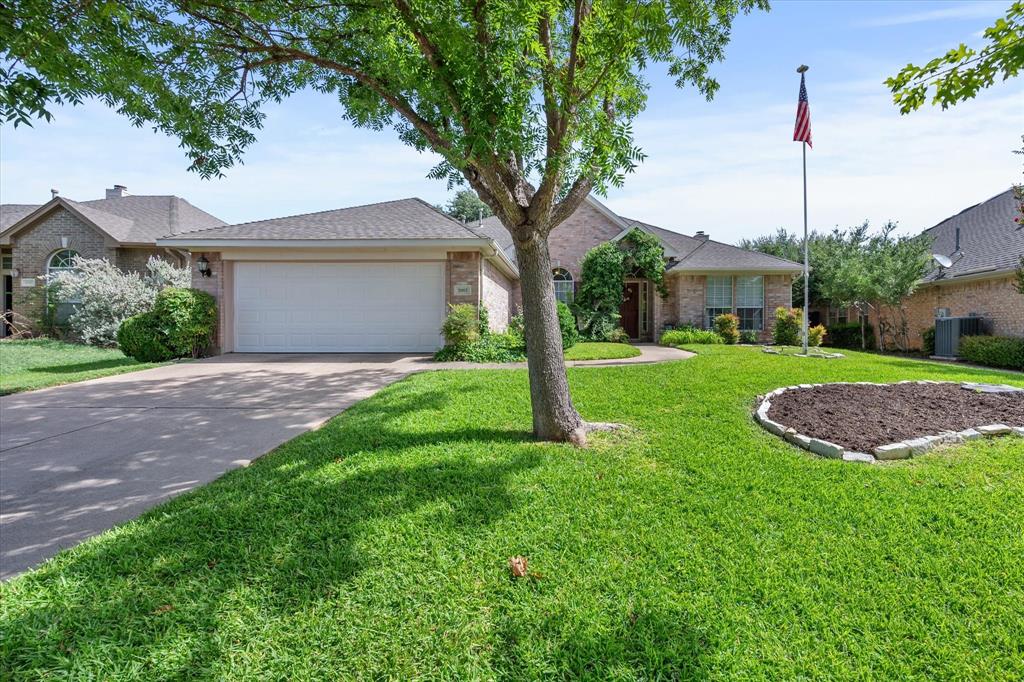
[754,380,1024,464]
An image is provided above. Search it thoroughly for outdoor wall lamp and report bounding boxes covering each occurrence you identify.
[196,255,211,277]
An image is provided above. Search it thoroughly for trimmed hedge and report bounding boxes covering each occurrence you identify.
[117,311,174,362]
[959,335,1024,370]
[116,287,217,362]
[660,327,723,346]
[822,321,876,350]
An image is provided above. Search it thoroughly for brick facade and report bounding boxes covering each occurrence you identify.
[9,208,113,324]
[547,200,624,280]
[190,252,226,352]
[654,273,793,342]
[481,260,513,332]
[116,247,185,274]
[445,251,480,307]
[873,274,1024,350]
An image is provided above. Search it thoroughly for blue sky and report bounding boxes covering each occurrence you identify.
[1,0,1020,244]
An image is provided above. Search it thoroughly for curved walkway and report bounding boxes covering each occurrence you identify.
[434,343,694,370]
[0,344,691,578]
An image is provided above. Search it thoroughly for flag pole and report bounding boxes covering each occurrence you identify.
[798,65,810,355]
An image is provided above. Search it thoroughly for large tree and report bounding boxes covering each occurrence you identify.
[1,0,763,443]
[444,189,493,223]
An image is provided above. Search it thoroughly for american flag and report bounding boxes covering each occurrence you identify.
[793,73,812,148]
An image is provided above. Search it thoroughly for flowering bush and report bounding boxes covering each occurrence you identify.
[47,256,190,346]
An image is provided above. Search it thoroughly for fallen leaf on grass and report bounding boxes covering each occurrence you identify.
[152,604,174,615]
[509,556,528,578]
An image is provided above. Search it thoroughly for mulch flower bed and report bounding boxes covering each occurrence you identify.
[767,382,1024,452]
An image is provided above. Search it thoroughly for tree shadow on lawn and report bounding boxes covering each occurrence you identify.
[25,358,141,374]
[0,380,541,676]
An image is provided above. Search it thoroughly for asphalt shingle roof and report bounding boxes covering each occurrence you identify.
[1,195,225,244]
[170,198,485,241]
[923,188,1023,282]
[0,205,39,232]
[479,206,801,272]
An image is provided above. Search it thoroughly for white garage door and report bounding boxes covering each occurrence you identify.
[233,261,446,352]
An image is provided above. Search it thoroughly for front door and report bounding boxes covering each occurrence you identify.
[620,282,640,339]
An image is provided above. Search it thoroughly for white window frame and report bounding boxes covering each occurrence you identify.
[705,275,733,328]
[735,275,764,331]
[46,249,81,306]
[553,268,574,305]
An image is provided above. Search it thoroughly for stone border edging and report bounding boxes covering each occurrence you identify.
[754,380,1024,464]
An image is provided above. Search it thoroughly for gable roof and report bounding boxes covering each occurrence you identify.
[922,188,1023,283]
[477,199,801,274]
[0,194,225,246]
[165,198,487,242]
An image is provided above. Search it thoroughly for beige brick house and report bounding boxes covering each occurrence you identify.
[154,195,799,353]
[1,185,224,334]
[873,188,1024,350]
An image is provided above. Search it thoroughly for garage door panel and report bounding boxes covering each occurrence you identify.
[233,261,446,352]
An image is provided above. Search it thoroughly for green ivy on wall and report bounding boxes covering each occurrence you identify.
[573,228,667,340]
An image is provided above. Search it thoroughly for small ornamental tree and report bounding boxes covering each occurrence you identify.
[867,225,931,352]
[47,256,191,346]
[2,0,764,444]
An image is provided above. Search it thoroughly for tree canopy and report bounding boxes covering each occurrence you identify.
[886,1,1024,113]
[443,189,493,223]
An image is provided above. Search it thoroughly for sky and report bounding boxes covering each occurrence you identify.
[1,0,1020,245]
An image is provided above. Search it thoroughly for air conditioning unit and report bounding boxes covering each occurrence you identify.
[934,315,989,358]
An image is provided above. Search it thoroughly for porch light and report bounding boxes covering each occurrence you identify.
[196,255,211,277]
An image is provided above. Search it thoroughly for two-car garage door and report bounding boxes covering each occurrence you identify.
[233,262,446,352]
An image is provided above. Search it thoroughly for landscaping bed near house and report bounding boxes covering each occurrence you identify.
[3,347,1024,679]
[0,339,166,395]
[563,341,641,361]
[768,382,1024,452]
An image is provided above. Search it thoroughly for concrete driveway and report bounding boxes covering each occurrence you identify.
[0,353,439,579]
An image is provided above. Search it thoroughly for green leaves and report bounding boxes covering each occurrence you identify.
[886,1,1024,113]
[1,0,764,204]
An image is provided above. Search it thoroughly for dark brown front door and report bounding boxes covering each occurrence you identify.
[620,282,640,339]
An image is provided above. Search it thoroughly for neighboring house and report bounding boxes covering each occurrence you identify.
[874,188,1024,350]
[1,185,225,335]
[158,195,801,354]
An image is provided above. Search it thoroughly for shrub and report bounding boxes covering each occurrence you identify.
[47,256,190,346]
[739,329,759,344]
[508,313,525,341]
[660,327,724,346]
[152,288,218,358]
[577,308,621,342]
[713,313,740,344]
[772,307,801,346]
[477,305,490,337]
[922,326,936,356]
[441,304,481,346]
[823,321,877,350]
[434,332,526,363]
[606,327,631,344]
[807,324,826,347]
[557,301,579,349]
[117,312,174,362]
[959,335,1024,370]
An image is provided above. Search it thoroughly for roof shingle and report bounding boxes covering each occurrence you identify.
[923,188,1023,282]
[169,198,485,241]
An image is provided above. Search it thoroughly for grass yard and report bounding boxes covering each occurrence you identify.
[0,339,167,395]
[564,341,642,361]
[2,347,1022,679]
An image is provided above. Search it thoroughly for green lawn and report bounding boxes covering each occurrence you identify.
[564,341,642,361]
[0,339,167,395]
[2,347,1022,679]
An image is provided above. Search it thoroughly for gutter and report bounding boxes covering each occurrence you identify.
[155,237,496,249]
[921,266,1017,287]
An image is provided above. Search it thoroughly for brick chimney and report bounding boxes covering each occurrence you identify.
[105,184,129,199]
[694,230,709,241]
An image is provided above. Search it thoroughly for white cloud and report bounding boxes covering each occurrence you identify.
[855,2,1005,28]
[601,80,1022,244]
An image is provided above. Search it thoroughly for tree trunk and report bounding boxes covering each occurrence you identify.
[860,307,866,350]
[514,230,588,445]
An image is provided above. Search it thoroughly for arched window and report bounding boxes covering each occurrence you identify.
[46,249,79,277]
[553,268,574,305]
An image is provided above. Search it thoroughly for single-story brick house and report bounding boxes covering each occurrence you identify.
[154,194,800,353]
[1,186,224,335]
[873,188,1024,350]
